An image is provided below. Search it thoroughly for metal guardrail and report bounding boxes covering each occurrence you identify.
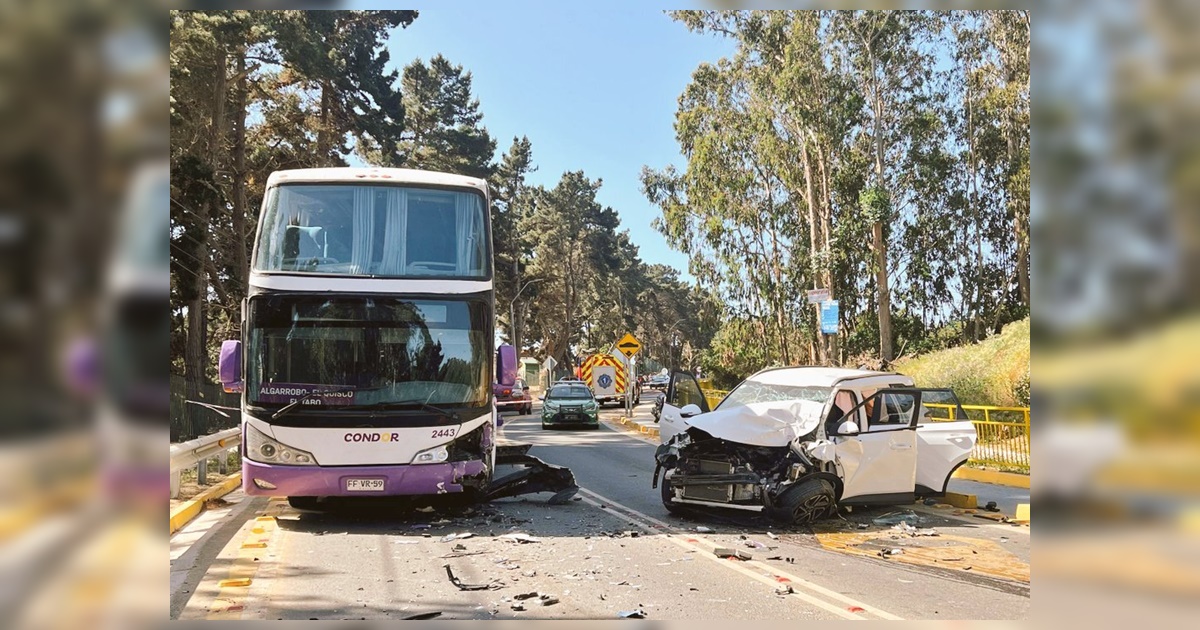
[169,427,241,499]
[928,403,1030,473]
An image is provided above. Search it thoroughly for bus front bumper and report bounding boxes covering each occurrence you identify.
[242,459,488,497]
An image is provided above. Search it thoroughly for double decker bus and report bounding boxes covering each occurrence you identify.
[217,168,573,508]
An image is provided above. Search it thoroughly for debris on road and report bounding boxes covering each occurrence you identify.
[401,612,442,620]
[540,595,559,606]
[872,510,921,527]
[983,501,1000,512]
[775,585,794,596]
[440,532,475,542]
[743,540,768,549]
[878,548,905,558]
[411,524,432,530]
[766,531,778,540]
[619,609,647,619]
[500,533,542,544]
[891,522,939,537]
[713,548,752,561]
[443,564,500,591]
[695,526,714,533]
[513,592,541,600]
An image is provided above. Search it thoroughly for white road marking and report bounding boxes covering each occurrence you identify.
[576,487,902,620]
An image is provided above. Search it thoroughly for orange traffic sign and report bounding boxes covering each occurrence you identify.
[615,332,641,358]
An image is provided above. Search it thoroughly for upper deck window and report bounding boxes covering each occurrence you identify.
[254,183,489,278]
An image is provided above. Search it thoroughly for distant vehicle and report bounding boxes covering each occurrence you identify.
[580,353,639,407]
[653,367,977,524]
[494,378,533,415]
[540,383,600,430]
[647,374,670,391]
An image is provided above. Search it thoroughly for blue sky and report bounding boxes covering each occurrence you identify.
[352,1,738,283]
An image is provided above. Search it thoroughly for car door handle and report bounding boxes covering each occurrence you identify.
[890,443,912,450]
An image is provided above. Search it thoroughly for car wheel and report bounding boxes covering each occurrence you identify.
[287,496,320,511]
[660,473,689,515]
[770,478,836,524]
[541,423,549,430]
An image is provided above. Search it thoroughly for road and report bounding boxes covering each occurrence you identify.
[171,394,1030,621]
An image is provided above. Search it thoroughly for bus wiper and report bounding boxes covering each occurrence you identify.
[271,391,332,420]
[390,399,460,423]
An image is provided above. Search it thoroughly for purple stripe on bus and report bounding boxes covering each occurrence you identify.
[242,459,488,497]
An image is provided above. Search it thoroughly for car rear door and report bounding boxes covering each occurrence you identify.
[832,389,922,503]
[914,389,977,495]
[658,371,710,443]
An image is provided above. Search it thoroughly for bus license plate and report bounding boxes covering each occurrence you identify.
[345,478,385,492]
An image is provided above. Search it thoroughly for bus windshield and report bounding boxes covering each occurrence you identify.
[254,183,488,278]
[246,295,490,410]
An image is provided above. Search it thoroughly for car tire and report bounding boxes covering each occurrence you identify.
[541,423,549,430]
[769,478,836,524]
[660,473,689,515]
[287,496,320,511]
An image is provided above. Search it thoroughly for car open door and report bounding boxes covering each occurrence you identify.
[658,370,710,443]
[831,389,922,504]
[914,389,977,495]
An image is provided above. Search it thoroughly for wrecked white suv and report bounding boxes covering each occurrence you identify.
[652,368,976,524]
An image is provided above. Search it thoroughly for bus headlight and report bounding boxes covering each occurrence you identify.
[246,424,318,466]
[412,444,449,464]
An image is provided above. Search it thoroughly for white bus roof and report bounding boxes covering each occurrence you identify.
[266,167,488,193]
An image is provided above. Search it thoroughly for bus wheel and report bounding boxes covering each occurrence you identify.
[287,496,319,511]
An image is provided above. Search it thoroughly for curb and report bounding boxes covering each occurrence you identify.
[953,467,1029,488]
[613,416,659,440]
[170,473,242,535]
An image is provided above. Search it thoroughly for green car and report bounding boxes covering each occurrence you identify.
[541,383,600,430]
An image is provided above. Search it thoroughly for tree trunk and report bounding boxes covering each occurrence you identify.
[871,54,894,362]
[185,51,227,433]
[231,49,249,292]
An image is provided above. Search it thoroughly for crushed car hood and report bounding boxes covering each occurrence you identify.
[684,400,825,447]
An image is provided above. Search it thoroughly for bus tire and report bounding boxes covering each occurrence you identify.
[287,496,319,511]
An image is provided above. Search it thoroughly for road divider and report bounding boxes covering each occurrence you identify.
[170,473,242,535]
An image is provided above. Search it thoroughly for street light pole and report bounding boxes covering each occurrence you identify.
[509,277,545,356]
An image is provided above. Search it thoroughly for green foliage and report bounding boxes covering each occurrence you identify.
[894,318,1030,407]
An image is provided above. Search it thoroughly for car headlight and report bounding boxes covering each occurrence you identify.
[412,444,449,464]
[246,423,318,465]
[583,401,597,411]
[543,401,559,412]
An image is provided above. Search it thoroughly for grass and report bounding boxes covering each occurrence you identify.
[894,318,1030,408]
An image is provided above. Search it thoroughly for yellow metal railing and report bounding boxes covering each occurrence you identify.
[927,403,1030,473]
[702,389,728,411]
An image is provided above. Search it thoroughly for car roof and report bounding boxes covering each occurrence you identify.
[744,366,914,389]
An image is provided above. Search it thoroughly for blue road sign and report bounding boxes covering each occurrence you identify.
[820,300,839,335]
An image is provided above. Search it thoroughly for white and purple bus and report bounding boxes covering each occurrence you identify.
[217,168,571,509]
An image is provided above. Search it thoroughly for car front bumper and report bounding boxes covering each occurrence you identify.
[541,409,599,425]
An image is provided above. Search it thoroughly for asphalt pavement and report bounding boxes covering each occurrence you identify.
[170,393,1030,621]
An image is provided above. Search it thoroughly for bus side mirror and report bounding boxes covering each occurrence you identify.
[219,340,243,394]
[496,344,517,387]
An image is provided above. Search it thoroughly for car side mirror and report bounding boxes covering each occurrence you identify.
[538,396,545,401]
[837,421,860,436]
[680,403,703,418]
[218,340,242,394]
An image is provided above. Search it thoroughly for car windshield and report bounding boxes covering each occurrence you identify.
[716,379,832,411]
[548,385,592,399]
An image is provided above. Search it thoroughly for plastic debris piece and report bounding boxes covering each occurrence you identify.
[984,501,1000,512]
[847,606,865,613]
[619,609,647,619]
[500,533,542,544]
[695,526,713,533]
[540,595,559,606]
[775,585,794,595]
[766,532,779,540]
[401,612,441,620]
[513,592,540,600]
[510,603,525,611]
[443,564,497,591]
[411,524,432,530]
[713,548,752,561]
